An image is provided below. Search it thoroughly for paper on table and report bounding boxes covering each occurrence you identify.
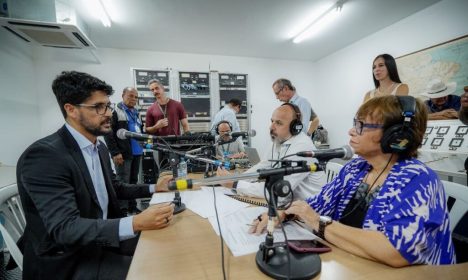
[186,187,250,218]
[150,187,249,218]
[208,207,317,257]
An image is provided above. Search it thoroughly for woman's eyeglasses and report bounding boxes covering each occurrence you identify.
[353,118,383,135]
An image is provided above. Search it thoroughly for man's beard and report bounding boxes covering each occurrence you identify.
[80,115,112,136]
[270,130,283,145]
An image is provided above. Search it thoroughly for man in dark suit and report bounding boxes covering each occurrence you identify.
[17,71,174,280]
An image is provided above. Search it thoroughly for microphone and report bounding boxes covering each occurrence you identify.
[117,129,215,142]
[169,179,194,191]
[296,145,354,161]
[117,129,156,141]
[144,143,231,169]
[231,129,256,138]
[168,161,322,190]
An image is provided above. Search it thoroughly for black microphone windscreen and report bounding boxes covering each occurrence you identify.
[341,145,354,160]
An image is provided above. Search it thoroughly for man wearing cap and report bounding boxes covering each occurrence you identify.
[422,79,461,120]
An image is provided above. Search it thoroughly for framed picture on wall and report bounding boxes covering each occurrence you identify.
[396,34,468,98]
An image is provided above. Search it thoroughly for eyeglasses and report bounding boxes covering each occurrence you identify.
[353,118,383,135]
[274,85,284,95]
[76,102,115,115]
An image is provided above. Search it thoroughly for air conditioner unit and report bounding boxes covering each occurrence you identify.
[0,17,96,49]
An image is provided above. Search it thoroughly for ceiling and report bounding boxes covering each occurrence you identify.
[70,0,440,61]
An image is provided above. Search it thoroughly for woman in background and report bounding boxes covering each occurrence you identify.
[363,54,409,103]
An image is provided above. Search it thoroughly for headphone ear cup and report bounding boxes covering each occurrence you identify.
[380,124,415,154]
[289,119,303,136]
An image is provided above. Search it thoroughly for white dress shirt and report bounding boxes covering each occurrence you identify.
[236,132,326,200]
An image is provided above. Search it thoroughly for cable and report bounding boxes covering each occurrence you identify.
[271,193,292,280]
[211,186,227,280]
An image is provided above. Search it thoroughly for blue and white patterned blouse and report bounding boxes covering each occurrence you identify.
[307,157,456,265]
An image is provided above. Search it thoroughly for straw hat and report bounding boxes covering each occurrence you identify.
[421,78,457,98]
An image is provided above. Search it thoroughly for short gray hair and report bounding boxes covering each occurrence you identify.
[122,87,137,94]
[147,79,163,88]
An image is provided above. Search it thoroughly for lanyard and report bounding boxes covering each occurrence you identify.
[157,99,169,118]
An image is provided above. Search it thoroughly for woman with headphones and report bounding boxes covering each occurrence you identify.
[251,95,455,266]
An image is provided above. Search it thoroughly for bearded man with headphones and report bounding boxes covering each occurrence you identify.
[217,103,326,200]
[214,120,246,159]
[251,95,455,266]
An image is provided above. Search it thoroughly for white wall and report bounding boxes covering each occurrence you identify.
[313,0,468,148]
[33,48,316,157]
[0,31,40,166]
[3,0,466,166]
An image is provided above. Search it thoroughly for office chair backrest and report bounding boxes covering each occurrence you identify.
[0,184,26,270]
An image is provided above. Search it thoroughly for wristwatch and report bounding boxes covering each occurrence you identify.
[315,216,332,240]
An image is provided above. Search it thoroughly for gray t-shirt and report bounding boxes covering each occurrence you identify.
[215,137,245,158]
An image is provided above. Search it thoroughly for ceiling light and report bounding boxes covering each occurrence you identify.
[88,0,112,27]
[293,0,345,44]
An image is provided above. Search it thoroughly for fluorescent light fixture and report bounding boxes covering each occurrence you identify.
[293,0,345,44]
[88,0,112,27]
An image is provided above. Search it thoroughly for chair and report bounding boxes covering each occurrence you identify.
[325,162,343,183]
[442,180,468,263]
[442,180,468,231]
[0,183,26,270]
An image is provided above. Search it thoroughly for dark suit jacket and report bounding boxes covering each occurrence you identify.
[16,125,151,279]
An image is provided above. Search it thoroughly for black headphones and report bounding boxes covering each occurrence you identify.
[380,96,417,154]
[215,120,233,135]
[281,103,303,136]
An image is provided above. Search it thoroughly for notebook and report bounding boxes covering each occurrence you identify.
[244,147,261,165]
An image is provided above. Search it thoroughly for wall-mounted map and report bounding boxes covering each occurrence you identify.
[396,35,468,98]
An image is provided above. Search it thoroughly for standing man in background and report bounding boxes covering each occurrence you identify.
[210,98,242,135]
[272,78,320,136]
[105,87,143,215]
[145,79,190,170]
[145,79,190,136]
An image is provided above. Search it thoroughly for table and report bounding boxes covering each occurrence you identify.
[127,209,467,280]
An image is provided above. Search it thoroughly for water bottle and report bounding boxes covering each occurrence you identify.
[178,157,187,179]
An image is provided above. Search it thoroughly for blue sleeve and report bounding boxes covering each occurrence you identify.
[379,167,454,264]
[119,216,137,241]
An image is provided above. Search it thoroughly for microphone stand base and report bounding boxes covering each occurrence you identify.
[255,242,321,280]
[173,203,186,214]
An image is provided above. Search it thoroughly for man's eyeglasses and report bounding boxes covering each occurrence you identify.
[353,118,383,135]
[274,85,284,95]
[76,102,115,115]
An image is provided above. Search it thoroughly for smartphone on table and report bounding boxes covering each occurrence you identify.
[287,240,331,253]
